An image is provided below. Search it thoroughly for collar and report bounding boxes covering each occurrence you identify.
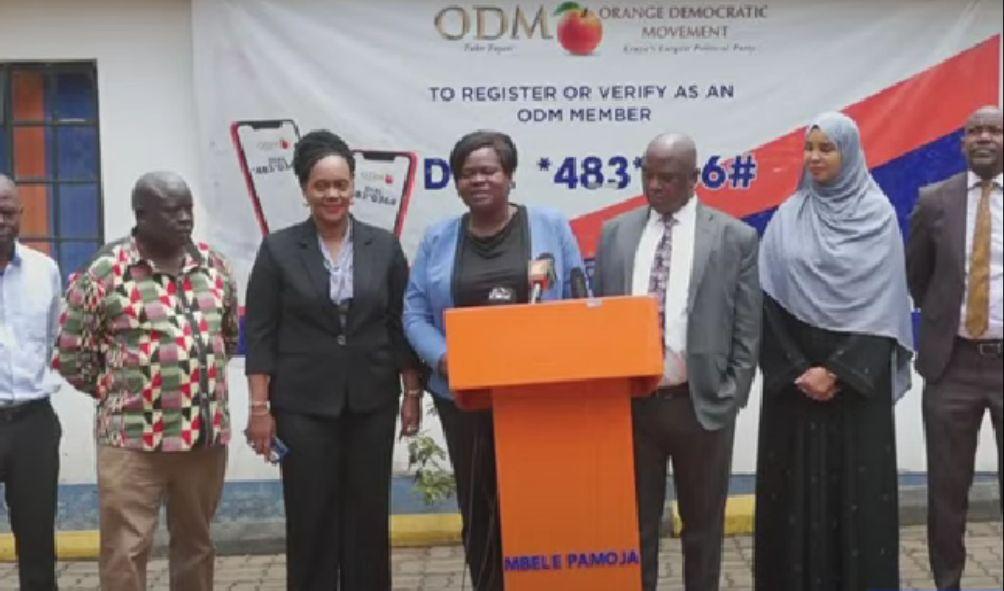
[125,229,205,274]
[0,241,23,273]
[8,241,24,267]
[647,196,697,226]
[968,170,1004,190]
[317,218,353,261]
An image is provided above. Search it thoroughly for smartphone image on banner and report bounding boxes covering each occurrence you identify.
[230,119,304,235]
[232,120,417,237]
[350,150,417,237]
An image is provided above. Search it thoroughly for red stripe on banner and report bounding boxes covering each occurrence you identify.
[572,35,1001,258]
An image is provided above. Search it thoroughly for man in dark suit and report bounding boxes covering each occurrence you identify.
[907,105,1003,590]
[593,133,761,591]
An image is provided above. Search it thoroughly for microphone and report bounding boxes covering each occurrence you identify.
[528,252,556,304]
[570,267,589,299]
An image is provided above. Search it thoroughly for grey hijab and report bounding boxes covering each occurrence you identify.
[759,112,914,400]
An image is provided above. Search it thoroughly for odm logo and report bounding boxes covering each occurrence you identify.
[555,2,603,55]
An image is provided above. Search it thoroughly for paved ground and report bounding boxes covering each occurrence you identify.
[0,523,1000,590]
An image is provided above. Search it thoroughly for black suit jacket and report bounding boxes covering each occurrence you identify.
[906,172,969,382]
[244,218,415,416]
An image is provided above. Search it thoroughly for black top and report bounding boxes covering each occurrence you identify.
[453,205,531,308]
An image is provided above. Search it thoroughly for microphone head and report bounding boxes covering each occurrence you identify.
[570,267,588,298]
[528,252,556,290]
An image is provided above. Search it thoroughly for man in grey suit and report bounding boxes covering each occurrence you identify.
[907,105,1003,590]
[593,134,761,591]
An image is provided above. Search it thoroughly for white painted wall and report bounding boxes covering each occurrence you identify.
[0,0,294,484]
[1,0,998,487]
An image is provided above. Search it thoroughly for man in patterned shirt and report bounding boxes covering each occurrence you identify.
[55,172,238,591]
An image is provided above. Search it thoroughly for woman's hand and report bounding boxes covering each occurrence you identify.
[245,412,276,459]
[400,391,423,438]
[795,366,840,401]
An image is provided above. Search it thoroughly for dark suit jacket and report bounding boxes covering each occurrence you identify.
[593,201,762,431]
[906,172,969,382]
[244,218,415,417]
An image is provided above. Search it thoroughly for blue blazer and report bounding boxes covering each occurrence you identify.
[404,205,586,400]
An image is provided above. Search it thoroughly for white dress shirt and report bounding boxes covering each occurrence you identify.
[958,171,1003,339]
[0,242,62,403]
[631,197,697,386]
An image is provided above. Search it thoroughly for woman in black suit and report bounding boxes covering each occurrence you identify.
[243,130,423,590]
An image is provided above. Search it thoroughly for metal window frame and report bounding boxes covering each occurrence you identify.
[0,61,105,256]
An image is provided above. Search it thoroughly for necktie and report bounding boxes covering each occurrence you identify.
[964,180,993,337]
[648,214,675,334]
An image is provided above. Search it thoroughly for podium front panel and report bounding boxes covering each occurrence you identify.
[492,380,642,590]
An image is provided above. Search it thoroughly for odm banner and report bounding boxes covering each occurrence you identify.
[192,0,1001,286]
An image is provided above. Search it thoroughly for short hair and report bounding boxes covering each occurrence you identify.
[449,130,517,183]
[130,171,190,212]
[292,130,356,186]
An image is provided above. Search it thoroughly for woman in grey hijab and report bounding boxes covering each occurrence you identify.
[754,112,913,591]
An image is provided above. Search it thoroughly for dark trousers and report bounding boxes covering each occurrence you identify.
[276,404,398,591]
[434,396,503,591]
[0,399,61,591]
[633,392,734,591]
[923,339,1003,590]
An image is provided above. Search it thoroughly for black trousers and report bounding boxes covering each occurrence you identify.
[923,339,1003,590]
[0,399,61,591]
[632,392,734,591]
[434,396,503,591]
[275,404,398,591]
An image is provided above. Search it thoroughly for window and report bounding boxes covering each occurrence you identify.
[0,62,103,279]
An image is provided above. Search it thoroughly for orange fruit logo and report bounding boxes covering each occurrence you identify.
[555,2,603,55]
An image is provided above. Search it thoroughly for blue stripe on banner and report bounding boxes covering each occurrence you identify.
[871,128,967,240]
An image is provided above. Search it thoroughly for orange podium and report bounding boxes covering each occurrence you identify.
[444,295,663,591]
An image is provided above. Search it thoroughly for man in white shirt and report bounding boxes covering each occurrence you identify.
[0,174,63,591]
[907,105,1004,590]
[593,134,761,591]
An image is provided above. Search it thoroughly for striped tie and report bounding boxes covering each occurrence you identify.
[965,179,994,337]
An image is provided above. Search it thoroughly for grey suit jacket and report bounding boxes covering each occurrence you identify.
[593,201,762,430]
[906,171,969,382]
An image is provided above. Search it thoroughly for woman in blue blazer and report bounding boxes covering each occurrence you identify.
[404,130,585,591]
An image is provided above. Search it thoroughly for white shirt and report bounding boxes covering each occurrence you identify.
[631,197,697,386]
[958,171,1003,339]
[0,242,63,403]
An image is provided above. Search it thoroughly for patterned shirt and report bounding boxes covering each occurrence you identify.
[55,236,238,452]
